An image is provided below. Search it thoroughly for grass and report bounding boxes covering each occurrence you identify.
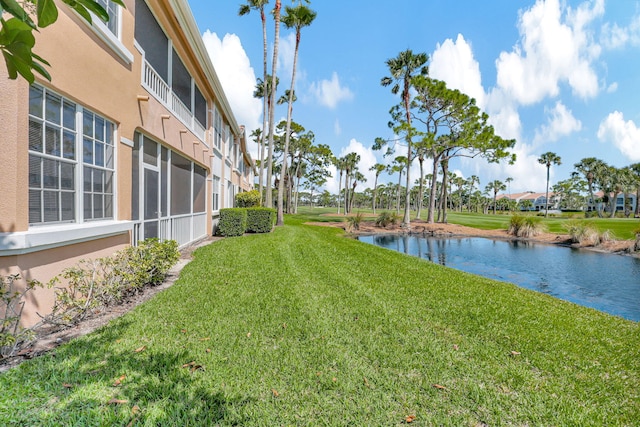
[1,215,639,425]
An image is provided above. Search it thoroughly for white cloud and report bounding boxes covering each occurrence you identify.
[309,72,354,109]
[600,15,640,49]
[495,0,602,105]
[606,82,618,93]
[430,34,486,108]
[202,31,262,158]
[597,111,640,161]
[278,32,296,78]
[533,101,582,145]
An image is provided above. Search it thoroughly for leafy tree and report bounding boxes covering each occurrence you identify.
[630,163,640,217]
[485,180,506,215]
[574,157,607,217]
[1,0,125,83]
[411,77,515,223]
[381,49,429,228]
[276,2,316,226]
[537,152,561,217]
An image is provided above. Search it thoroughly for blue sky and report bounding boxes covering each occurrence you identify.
[188,0,640,194]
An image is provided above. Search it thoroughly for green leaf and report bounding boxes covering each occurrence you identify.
[73,0,109,22]
[0,0,34,26]
[36,0,59,28]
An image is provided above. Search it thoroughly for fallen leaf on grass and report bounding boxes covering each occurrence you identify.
[180,329,187,334]
[206,348,211,353]
[363,377,370,388]
[112,375,126,387]
[453,344,459,351]
[432,384,447,390]
[199,337,210,341]
[405,414,416,423]
[108,398,128,404]
[332,377,337,382]
[134,346,146,353]
[510,351,521,356]
[62,383,73,389]
[182,361,204,372]
[271,388,279,397]
[246,332,251,338]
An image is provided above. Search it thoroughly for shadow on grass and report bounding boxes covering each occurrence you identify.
[1,318,254,426]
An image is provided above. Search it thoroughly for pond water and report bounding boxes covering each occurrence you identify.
[358,234,640,321]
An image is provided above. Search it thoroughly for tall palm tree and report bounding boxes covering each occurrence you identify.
[369,163,387,214]
[265,0,282,209]
[381,49,429,228]
[538,152,562,217]
[239,0,270,200]
[467,175,479,212]
[252,75,278,198]
[342,152,360,214]
[390,156,407,214]
[505,177,513,199]
[485,180,506,215]
[334,156,346,214]
[276,3,316,226]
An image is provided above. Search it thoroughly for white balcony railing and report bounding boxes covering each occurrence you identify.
[142,60,208,147]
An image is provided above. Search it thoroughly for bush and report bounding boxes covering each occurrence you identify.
[246,207,276,233]
[508,214,544,238]
[219,208,247,237]
[43,239,180,327]
[235,190,261,208]
[375,211,399,228]
[1,274,42,358]
[345,212,364,232]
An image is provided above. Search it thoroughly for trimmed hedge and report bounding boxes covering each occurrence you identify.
[219,208,247,237]
[235,190,261,207]
[246,207,276,233]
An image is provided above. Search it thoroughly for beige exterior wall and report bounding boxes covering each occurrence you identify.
[0,0,253,325]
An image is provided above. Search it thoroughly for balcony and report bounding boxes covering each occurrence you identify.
[142,60,208,146]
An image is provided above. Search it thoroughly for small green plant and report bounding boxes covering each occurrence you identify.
[375,211,399,228]
[345,212,364,232]
[1,274,42,358]
[235,190,262,208]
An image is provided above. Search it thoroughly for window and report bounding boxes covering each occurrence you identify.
[29,85,115,225]
[212,175,220,212]
[96,0,119,36]
[135,0,169,81]
[214,107,222,151]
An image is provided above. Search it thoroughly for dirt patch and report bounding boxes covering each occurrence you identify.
[0,236,219,373]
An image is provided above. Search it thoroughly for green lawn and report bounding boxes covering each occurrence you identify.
[1,216,638,425]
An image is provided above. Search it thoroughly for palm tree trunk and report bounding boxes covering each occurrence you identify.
[416,157,424,219]
[265,0,281,209]
[258,7,268,201]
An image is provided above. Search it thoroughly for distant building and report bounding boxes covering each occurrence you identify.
[496,192,560,211]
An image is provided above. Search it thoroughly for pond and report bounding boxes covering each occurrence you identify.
[358,234,640,321]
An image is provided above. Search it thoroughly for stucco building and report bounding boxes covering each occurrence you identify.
[0,0,254,324]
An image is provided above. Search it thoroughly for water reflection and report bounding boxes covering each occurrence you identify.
[360,234,640,321]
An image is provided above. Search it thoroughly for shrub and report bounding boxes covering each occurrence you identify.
[375,211,399,228]
[508,214,544,238]
[345,212,364,232]
[235,190,261,208]
[43,239,179,328]
[219,208,247,237]
[1,274,42,358]
[246,207,276,233]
